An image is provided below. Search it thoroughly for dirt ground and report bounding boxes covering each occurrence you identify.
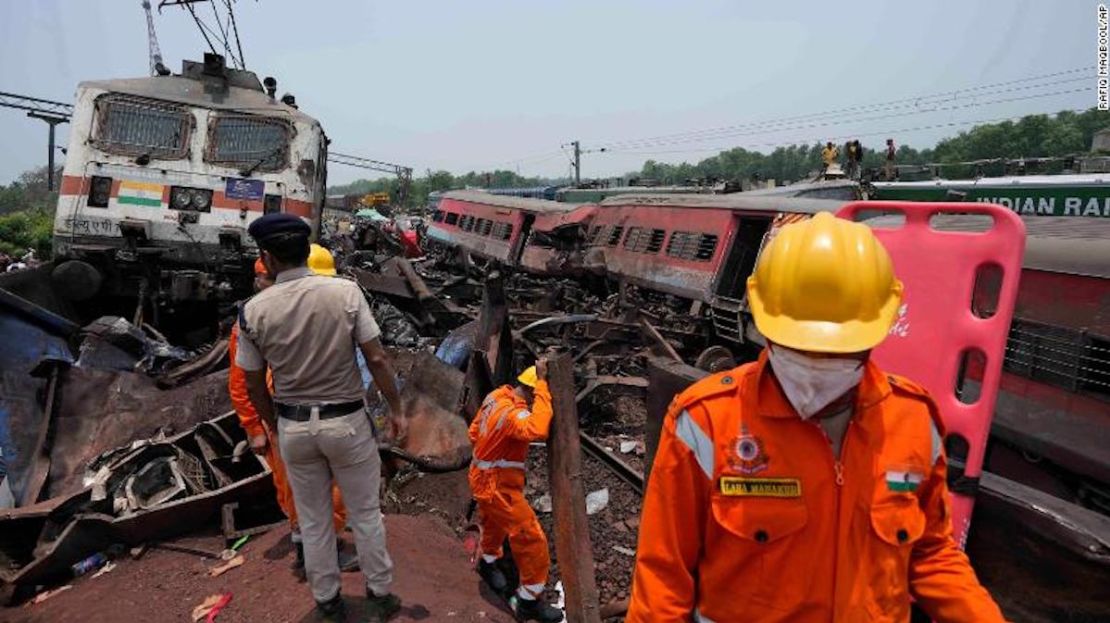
[4,514,515,623]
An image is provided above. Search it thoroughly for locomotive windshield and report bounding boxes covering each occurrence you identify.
[93,94,192,159]
[206,114,290,172]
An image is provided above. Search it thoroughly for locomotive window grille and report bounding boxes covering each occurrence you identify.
[607,226,625,247]
[93,94,192,159]
[207,114,291,171]
[478,218,493,237]
[444,212,459,225]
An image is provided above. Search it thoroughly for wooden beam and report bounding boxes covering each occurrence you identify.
[546,353,601,623]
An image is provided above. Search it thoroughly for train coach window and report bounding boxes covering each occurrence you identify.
[93,94,192,159]
[459,215,473,231]
[502,223,514,240]
[207,114,291,171]
[696,234,719,260]
[444,212,459,225]
[587,226,603,244]
[607,226,625,247]
[624,227,648,252]
[667,231,717,262]
[432,210,444,223]
[646,229,666,253]
[478,219,493,236]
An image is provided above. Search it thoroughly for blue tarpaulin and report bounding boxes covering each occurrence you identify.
[0,288,76,508]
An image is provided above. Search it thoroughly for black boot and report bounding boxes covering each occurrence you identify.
[477,558,508,594]
[512,596,564,623]
[315,593,347,623]
[364,589,401,622]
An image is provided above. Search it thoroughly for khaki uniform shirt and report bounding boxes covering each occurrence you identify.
[236,267,380,404]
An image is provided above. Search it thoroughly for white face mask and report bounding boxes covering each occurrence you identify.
[767,345,865,419]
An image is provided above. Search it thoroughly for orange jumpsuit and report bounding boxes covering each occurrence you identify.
[628,350,1006,623]
[468,381,554,594]
[228,322,346,531]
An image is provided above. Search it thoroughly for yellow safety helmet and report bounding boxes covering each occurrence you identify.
[746,212,903,353]
[307,243,337,276]
[517,366,538,388]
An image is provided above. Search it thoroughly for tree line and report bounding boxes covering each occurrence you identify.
[330,108,1109,207]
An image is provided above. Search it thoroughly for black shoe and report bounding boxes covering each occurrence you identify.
[338,541,359,573]
[512,596,564,623]
[315,594,347,623]
[477,559,508,594]
[365,591,401,622]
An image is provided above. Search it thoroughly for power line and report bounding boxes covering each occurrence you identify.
[592,86,1086,151]
[600,110,1087,158]
[590,67,1092,150]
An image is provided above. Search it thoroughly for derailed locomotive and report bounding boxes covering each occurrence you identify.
[51,54,328,332]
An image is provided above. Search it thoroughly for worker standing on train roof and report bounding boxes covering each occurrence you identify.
[469,359,564,623]
[822,140,839,169]
[237,214,407,623]
[627,212,1006,623]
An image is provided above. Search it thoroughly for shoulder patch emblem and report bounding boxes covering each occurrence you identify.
[728,430,769,475]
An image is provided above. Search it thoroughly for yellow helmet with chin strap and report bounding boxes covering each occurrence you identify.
[308,243,337,276]
[517,366,538,388]
[746,212,903,354]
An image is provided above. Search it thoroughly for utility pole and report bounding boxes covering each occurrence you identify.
[0,92,74,191]
[572,140,581,186]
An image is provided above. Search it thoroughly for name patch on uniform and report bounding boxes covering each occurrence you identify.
[719,477,801,498]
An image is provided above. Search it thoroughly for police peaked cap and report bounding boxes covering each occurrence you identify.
[248,213,311,242]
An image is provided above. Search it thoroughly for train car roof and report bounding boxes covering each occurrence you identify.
[597,192,849,214]
[866,214,1110,279]
[870,174,1110,189]
[78,75,319,124]
[440,190,575,214]
[744,179,862,196]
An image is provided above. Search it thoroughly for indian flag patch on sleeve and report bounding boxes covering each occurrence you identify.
[117,180,164,207]
[885,470,924,492]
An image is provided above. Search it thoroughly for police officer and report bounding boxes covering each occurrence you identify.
[237,213,406,622]
[627,213,1005,622]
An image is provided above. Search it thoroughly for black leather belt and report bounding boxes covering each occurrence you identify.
[276,400,364,422]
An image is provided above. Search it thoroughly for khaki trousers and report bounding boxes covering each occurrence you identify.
[278,408,393,602]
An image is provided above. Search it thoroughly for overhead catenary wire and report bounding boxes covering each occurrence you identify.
[597,110,1088,157]
[590,67,1092,151]
[593,86,1087,152]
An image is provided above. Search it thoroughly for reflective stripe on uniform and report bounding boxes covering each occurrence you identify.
[674,409,714,479]
[930,419,943,465]
[472,458,526,470]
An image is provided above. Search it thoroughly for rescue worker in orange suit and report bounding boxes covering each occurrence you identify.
[469,360,564,623]
[628,212,1006,622]
[228,248,357,573]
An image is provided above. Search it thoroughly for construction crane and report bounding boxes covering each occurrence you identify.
[328,152,415,211]
[0,92,74,191]
[141,1,169,76]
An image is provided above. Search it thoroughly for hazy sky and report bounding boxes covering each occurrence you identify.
[0,0,1098,186]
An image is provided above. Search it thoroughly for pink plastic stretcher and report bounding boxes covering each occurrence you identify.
[836,201,1026,548]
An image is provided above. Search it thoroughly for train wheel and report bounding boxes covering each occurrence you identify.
[695,345,737,373]
[52,260,103,301]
